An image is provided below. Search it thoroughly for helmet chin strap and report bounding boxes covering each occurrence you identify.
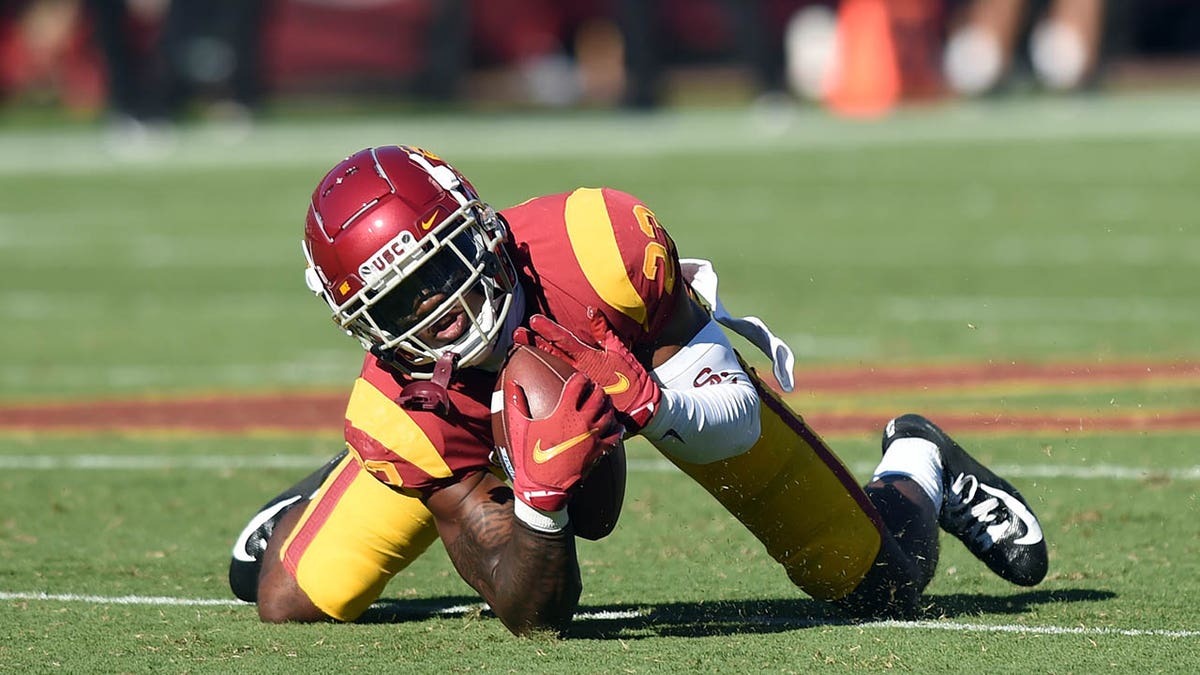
[396,351,458,414]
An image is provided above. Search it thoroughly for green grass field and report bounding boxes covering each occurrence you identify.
[2,93,1200,671]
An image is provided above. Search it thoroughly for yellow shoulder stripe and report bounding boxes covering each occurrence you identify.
[564,188,647,327]
[345,378,453,479]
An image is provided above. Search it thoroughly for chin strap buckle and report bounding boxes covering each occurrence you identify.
[396,352,459,414]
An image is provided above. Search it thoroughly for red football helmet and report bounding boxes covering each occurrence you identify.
[302,146,517,376]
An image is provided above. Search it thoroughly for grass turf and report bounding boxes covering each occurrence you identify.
[2,93,1199,670]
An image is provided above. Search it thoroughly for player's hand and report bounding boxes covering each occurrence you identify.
[501,371,623,513]
[515,308,661,434]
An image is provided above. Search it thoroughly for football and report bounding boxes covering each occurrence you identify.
[493,343,626,540]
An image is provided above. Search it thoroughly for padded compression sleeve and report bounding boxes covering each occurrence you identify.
[640,319,761,464]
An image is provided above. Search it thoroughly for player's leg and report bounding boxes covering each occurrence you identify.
[663,370,1046,617]
[829,412,1049,615]
[256,505,326,621]
[830,417,953,615]
[832,475,939,617]
[664,377,895,606]
[667,391,944,616]
[230,450,441,622]
[879,413,1048,586]
[229,449,348,602]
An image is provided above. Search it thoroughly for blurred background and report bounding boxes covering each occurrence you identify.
[2,0,1198,130]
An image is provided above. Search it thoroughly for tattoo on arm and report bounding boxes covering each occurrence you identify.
[432,474,582,635]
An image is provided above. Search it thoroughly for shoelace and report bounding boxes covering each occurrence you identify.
[943,473,1012,550]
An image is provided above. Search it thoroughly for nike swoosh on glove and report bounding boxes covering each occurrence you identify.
[501,371,623,512]
[514,308,662,434]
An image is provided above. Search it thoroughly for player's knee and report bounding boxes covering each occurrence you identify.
[253,512,332,623]
[835,575,922,620]
[834,537,926,619]
[255,574,331,624]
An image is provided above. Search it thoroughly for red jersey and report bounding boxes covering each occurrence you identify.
[344,187,683,493]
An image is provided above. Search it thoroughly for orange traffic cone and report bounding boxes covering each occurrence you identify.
[826,0,901,119]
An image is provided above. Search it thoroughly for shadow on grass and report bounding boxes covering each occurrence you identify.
[358,588,1114,639]
[357,595,484,624]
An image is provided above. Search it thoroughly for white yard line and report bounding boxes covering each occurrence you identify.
[0,454,1197,481]
[1,591,1195,638]
[0,591,244,606]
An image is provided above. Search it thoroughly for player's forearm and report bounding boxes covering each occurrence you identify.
[641,380,760,463]
[441,489,581,635]
[491,519,582,635]
[641,318,762,463]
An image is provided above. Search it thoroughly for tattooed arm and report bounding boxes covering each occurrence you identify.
[424,471,582,636]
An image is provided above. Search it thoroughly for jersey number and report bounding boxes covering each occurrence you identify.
[362,457,403,487]
[633,204,676,293]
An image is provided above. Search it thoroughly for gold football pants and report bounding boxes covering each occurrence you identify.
[665,366,884,600]
[278,453,439,621]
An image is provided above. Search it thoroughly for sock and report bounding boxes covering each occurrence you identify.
[872,437,944,509]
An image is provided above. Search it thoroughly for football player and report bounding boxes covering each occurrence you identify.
[228,146,1048,635]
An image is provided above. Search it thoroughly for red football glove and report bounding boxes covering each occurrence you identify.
[515,308,661,434]
[501,371,623,513]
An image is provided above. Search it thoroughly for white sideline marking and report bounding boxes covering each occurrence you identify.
[0,455,1197,481]
[3,93,1200,177]
[2,592,1196,638]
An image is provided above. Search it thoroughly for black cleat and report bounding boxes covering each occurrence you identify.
[883,414,1048,586]
[228,449,348,602]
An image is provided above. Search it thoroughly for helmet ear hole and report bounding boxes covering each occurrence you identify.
[304,268,325,294]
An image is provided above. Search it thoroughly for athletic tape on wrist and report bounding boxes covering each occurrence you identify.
[513,499,570,533]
